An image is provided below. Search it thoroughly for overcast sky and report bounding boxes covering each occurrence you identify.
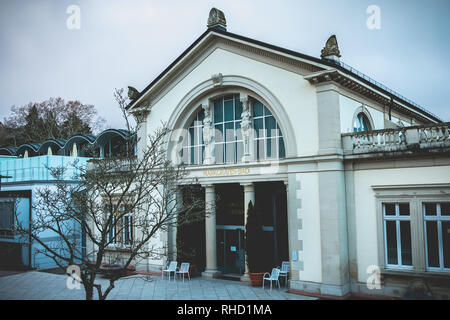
[1,0,449,130]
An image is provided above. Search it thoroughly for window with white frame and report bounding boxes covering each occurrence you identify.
[353,112,372,132]
[382,203,413,269]
[122,204,133,247]
[181,93,286,165]
[105,204,117,245]
[180,109,205,165]
[423,202,450,272]
[252,98,285,160]
[213,94,244,164]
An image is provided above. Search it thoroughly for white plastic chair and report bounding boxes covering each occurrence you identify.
[176,262,191,282]
[262,268,281,292]
[162,261,177,281]
[278,261,290,287]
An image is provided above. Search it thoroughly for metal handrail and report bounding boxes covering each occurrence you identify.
[326,59,442,121]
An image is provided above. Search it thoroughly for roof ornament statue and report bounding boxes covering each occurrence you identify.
[321,35,341,61]
[128,86,140,100]
[207,8,227,31]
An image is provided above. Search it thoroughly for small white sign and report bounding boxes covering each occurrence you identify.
[292,250,298,261]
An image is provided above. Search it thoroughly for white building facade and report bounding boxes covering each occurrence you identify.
[127,9,450,299]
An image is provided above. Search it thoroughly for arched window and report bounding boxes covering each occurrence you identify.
[353,113,372,132]
[252,98,285,160]
[180,93,285,165]
[180,109,204,165]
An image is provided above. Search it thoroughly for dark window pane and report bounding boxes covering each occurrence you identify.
[225,122,234,142]
[214,125,223,143]
[441,203,450,216]
[442,221,450,268]
[254,118,264,138]
[279,137,285,158]
[189,127,195,146]
[265,116,276,138]
[224,99,234,122]
[386,221,398,265]
[190,145,195,164]
[198,109,205,122]
[425,203,437,216]
[215,143,224,164]
[264,106,272,116]
[0,202,14,230]
[426,221,440,268]
[235,98,242,120]
[214,99,223,123]
[399,203,410,216]
[385,203,396,216]
[400,221,412,266]
[266,137,272,158]
[253,100,264,117]
[200,126,204,145]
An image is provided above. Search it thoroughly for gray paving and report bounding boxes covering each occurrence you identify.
[0,271,317,300]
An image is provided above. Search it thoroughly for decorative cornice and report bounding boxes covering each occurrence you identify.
[304,69,435,124]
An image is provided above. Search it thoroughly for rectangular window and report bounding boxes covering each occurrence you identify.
[0,202,14,238]
[424,202,450,272]
[383,203,413,269]
[106,214,117,245]
[105,204,117,245]
[123,214,133,247]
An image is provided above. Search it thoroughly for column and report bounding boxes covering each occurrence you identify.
[167,187,182,262]
[240,182,255,281]
[202,184,220,278]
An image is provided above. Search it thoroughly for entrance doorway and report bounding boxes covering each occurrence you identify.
[215,184,244,275]
[255,182,289,268]
[217,226,245,274]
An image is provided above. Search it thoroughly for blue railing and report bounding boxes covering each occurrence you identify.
[0,155,90,183]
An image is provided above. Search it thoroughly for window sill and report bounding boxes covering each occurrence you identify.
[105,245,133,253]
[381,268,450,280]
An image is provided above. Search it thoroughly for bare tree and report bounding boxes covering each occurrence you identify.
[14,89,205,300]
[1,97,105,147]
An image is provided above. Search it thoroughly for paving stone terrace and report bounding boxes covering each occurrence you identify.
[0,271,317,300]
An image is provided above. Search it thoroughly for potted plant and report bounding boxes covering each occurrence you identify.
[244,201,267,287]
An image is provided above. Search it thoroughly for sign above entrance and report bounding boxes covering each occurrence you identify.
[203,168,250,177]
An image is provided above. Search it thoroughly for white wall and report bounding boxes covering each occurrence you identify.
[294,171,322,283]
[352,165,450,283]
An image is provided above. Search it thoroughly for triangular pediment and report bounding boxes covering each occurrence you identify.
[127,29,332,110]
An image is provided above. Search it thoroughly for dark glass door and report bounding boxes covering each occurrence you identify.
[217,227,245,274]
